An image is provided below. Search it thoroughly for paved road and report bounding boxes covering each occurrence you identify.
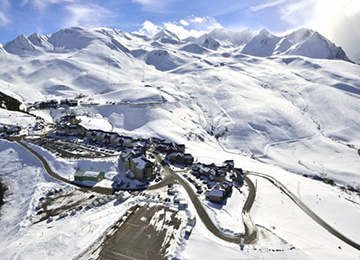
[9,137,259,244]
[163,165,258,244]
[247,171,360,252]
[6,136,358,251]
[96,204,181,260]
[12,137,113,195]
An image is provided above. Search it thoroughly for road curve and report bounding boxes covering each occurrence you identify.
[247,171,360,252]
[8,137,259,244]
[12,137,113,195]
[164,165,258,244]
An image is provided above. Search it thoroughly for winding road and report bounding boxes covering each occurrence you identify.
[4,137,360,251]
[11,137,113,195]
[164,165,258,244]
[246,171,360,251]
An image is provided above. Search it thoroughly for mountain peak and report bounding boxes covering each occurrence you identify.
[258,28,272,36]
[286,27,314,43]
[201,36,220,50]
[285,30,352,62]
[153,29,180,41]
[4,34,37,54]
[207,28,255,46]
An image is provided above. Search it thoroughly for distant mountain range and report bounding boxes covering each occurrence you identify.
[0,25,359,188]
[0,27,352,63]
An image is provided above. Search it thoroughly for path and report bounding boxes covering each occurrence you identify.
[247,171,360,251]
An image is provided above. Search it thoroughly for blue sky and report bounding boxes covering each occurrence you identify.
[0,0,359,58]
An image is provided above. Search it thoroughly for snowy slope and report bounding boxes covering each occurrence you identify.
[1,26,360,260]
[0,26,359,188]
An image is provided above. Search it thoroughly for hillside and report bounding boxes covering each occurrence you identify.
[0,26,359,187]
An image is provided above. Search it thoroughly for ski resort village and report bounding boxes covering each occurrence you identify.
[0,24,360,260]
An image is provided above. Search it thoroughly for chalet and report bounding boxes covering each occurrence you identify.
[0,125,21,135]
[214,167,227,182]
[59,114,78,124]
[38,100,59,109]
[110,134,119,145]
[205,183,233,204]
[155,142,180,154]
[206,185,225,204]
[60,99,78,107]
[168,152,194,165]
[168,152,184,164]
[232,169,244,185]
[96,131,105,143]
[134,139,151,150]
[183,154,194,165]
[115,136,133,147]
[177,144,186,153]
[69,124,85,136]
[222,181,233,195]
[223,160,235,171]
[199,164,212,177]
[133,141,146,154]
[192,163,201,172]
[149,137,165,144]
[104,133,111,144]
[208,168,217,181]
[85,130,98,142]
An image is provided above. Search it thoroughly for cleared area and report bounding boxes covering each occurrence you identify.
[93,204,182,260]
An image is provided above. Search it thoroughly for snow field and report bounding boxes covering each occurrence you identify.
[249,175,360,260]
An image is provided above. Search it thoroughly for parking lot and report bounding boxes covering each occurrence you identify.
[28,137,120,159]
[95,204,181,260]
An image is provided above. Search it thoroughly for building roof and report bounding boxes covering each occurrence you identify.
[75,170,85,177]
[208,188,224,198]
[133,156,152,170]
[75,170,104,178]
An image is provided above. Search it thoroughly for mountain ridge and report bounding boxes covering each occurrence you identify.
[0,26,353,62]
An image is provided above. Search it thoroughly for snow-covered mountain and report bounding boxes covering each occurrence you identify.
[0,26,359,188]
[188,27,352,61]
[153,29,182,44]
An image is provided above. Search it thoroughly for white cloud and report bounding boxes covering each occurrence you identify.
[163,22,206,39]
[179,19,189,26]
[251,0,285,12]
[139,20,161,36]
[132,0,171,13]
[190,17,206,23]
[0,11,10,26]
[163,16,222,39]
[23,0,77,10]
[0,0,11,26]
[137,16,222,39]
[63,4,114,28]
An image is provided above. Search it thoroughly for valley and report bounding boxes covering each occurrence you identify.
[0,26,360,260]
